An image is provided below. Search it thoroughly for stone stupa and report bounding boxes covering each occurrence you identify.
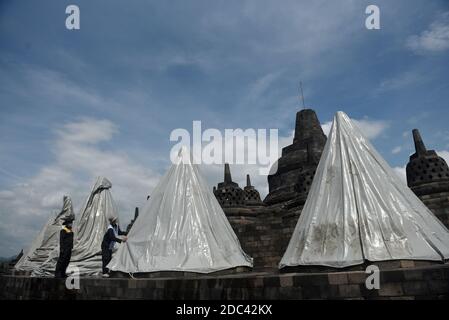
[406,129,449,228]
[264,109,326,208]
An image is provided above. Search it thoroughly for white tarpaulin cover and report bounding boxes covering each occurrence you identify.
[107,148,253,274]
[280,111,449,268]
[14,196,75,272]
[33,177,119,276]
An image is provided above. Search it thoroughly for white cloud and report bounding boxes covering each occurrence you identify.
[22,68,107,109]
[406,12,449,54]
[352,119,389,140]
[321,117,389,140]
[392,146,402,154]
[321,122,333,137]
[245,72,282,103]
[0,118,161,256]
[393,166,407,185]
[56,118,118,144]
[377,71,426,93]
[406,112,430,125]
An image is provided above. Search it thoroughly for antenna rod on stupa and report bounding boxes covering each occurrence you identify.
[224,163,232,184]
[412,129,427,155]
[246,174,251,187]
[299,81,306,110]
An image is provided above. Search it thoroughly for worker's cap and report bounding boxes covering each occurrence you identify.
[109,217,118,223]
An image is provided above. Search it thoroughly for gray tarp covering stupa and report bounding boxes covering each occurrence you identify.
[107,148,253,274]
[14,196,75,272]
[32,177,119,276]
[280,111,449,269]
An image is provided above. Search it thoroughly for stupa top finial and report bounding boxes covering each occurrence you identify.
[412,129,427,155]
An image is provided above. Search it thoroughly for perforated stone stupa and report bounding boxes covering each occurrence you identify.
[213,163,245,208]
[243,175,263,206]
[406,129,449,228]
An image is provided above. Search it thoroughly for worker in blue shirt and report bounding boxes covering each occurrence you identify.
[101,217,127,277]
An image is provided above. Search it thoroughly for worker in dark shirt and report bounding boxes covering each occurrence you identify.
[55,217,74,278]
[101,217,127,277]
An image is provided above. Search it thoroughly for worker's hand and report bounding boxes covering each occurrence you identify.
[123,236,128,242]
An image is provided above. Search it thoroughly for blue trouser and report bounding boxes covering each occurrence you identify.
[101,245,112,274]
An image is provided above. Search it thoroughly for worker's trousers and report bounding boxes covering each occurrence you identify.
[55,250,72,278]
[102,246,112,274]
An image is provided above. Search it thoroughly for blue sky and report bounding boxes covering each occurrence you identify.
[1,0,449,257]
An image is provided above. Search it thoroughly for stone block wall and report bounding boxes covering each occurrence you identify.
[1,264,448,300]
[418,191,449,228]
[226,209,301,269]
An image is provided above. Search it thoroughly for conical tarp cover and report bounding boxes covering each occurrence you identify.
[280,112,449,268]
[107,148,253,274]
[15,196,75,272]
[33,177,119,276]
